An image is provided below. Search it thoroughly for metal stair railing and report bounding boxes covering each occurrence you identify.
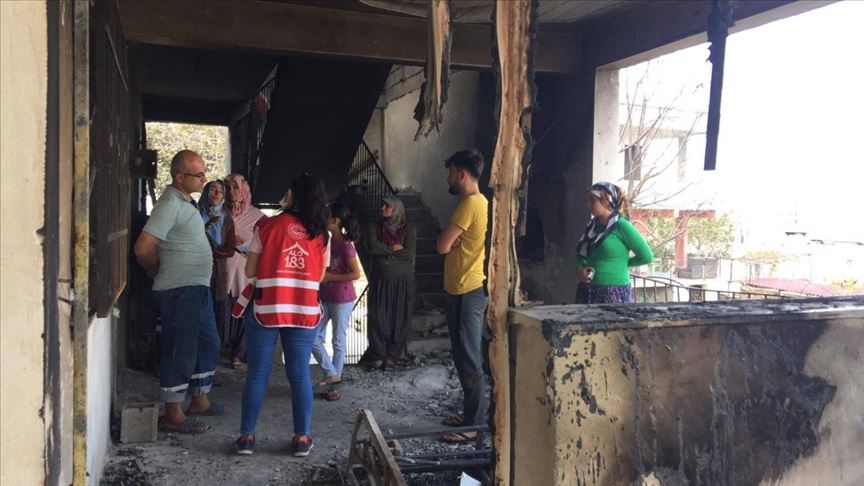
[346,140,396,224]
[630,273,787,303]
[344,140,396,364]
[247,65,279,187]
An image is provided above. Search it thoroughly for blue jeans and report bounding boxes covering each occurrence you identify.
[241,301,317,436]
[154,286,220,403]
[311,301,354,378]
[446,287,488,427]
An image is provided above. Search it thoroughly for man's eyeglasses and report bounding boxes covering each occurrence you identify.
[182,172,207,179]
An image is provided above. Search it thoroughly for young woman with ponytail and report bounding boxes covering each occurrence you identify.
[575,182,653,304]
[311,203,362,400]
[234,173,330,457]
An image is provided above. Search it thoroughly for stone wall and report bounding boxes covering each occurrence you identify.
[510,297,864,485]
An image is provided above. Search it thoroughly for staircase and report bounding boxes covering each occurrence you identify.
[400,192,450,355]
[343,142,451,356]
[400,193,447,311]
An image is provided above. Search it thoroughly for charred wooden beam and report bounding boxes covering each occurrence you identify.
[118,0,577,73]
[488,1,537,484]
[704,0,735,171]
[347,409,408,486]
[72,1,91,484]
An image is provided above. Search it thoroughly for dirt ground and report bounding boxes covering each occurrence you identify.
[103,352,487,485]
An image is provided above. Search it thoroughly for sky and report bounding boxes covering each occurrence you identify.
[619,1,864,245]
[720,0,864,242]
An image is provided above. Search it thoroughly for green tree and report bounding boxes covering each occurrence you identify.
[145,122,229,196]
[642,213,734,272]
[688,213,734,258]
[645,216,676,265]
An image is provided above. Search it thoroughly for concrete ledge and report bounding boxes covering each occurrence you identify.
[510,296,864,485]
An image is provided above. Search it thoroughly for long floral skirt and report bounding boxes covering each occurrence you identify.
[575,283,634,304]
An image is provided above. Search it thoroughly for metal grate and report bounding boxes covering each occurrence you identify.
[89,1,131,317]
[346,286,370,364]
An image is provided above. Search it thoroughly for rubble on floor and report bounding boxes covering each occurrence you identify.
[103,353,490,485]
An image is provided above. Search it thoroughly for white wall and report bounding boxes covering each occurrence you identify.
[0,2,48,484]
[86,314,115,485]
[381,70,483,225]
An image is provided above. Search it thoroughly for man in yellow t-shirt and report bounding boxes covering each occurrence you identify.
[436,149,488,443]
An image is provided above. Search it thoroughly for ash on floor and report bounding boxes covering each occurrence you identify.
[104,356,490,485]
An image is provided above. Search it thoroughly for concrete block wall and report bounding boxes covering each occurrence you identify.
[510,297,864,485]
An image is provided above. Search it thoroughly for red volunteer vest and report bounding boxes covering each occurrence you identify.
[245,213,327,328]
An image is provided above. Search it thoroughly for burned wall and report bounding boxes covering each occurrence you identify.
[510,297,864,485]
[519,71,595,304]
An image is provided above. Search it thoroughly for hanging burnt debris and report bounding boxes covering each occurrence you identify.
[413,0,454,139]
[704,0,736,171]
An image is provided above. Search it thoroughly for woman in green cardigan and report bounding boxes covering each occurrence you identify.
[575,182,653,304]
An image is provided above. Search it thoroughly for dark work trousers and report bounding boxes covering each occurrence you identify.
[445,287,488,427]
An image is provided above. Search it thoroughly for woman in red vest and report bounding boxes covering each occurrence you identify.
[234,173,330,457]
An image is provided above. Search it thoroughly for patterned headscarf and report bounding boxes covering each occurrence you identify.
[199,180,227,246]
[576,182,624,257]
[378,195,408,246]
[226,173,253,220]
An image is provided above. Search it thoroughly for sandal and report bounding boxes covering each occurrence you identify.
[231,360,246,370]
[440,431,478,444]
[316,375,342,387]
[441,414,465,427]
[324,389,341,401]
[365,360,384,370]
[186,401,231,416]
[158,416,210,435]
[382,359,396,371]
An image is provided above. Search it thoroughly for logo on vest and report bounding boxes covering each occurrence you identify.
[287,223,307,240]
[282,242,310,270]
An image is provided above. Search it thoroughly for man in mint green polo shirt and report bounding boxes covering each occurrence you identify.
[134,150,227,434]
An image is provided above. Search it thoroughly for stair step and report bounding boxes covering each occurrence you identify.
[416,237,438,253]
[407,335,450,356]
[415,273,444,294]
[397,193,424,208]
[415,292,447,310]
[415,254,444,273]
[411,310,447,333]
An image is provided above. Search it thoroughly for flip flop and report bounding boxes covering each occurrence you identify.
[158,416,210,435]
[440,431,478,444]
[316,376,342,387]
[186,401,231,416]
[441,415,465,426]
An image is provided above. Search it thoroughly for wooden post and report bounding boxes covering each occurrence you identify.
[488,1,536,484]
[72,1,90,484]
